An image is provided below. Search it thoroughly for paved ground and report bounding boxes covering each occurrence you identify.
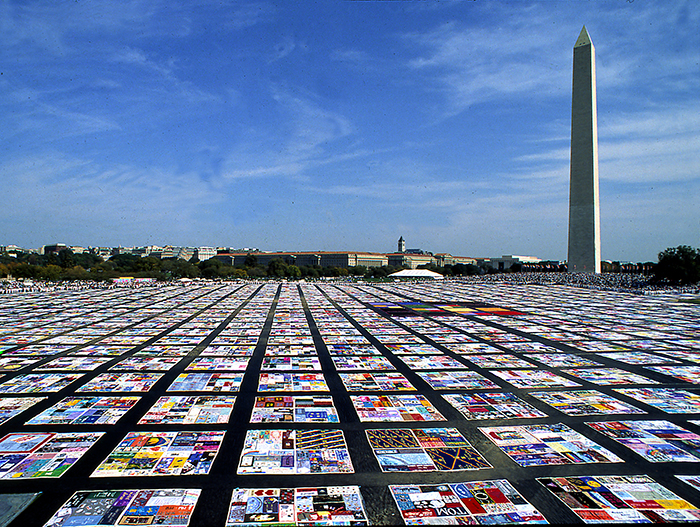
[0,280,699,525]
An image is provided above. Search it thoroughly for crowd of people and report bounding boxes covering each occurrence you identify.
[1,273,698,296]
[0,279,172,294]
[452,272,700,294]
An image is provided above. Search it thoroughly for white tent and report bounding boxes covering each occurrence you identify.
[388,269,444,280]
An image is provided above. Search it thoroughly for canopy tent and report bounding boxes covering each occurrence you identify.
[388,269,444,280]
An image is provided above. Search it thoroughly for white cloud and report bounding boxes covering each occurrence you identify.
[598,101,700,184]
[600,104,700,138]
[222,2,275,31]
[0,82,121,139]
[405,15,573,115]
[113,47,173,76]
[0,1,158,54]
[274,90,354,156]
[517,149,570,164]
[269,36,299,63]
[404,1,699,120]
[0,153,228,247]
[223,89,356,179]
[513,101,700,185]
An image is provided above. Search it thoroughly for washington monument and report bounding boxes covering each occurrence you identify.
[567,26,601,273]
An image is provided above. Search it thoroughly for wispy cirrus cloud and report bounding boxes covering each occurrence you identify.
[222,1,275,31]
[0,83,121,140]
[0,152,228,246]
[223,88,356,179]
[109,46,221,107]
[0,1,157,54]
[0,0,273,53]
[515,101,700,184]
[404,14,572,115]
[404,1,699,118]
[113,47,175,76]
[330,49,373,66]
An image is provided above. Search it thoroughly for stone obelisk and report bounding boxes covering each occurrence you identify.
[567,26,601,273]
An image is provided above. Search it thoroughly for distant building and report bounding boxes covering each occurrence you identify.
[387,253,436,269]
[155,246,174,259]
[475,255,542,271]
[142,246,196,260]
[42,243,69,255]
[0,245,29,256]
[195,247,217,261]
[215,251,388,269]
[217,247,259,254]
[433,254,476,267]
[213,248,489,271]
[344,253,388,268]
[173,247,195,261]
[132,246,163,257]
[398,236,406,253]
[92,247,114,259]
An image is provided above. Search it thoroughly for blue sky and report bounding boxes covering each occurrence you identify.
[1,0,698,262]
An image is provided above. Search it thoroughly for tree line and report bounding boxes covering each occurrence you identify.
[1,246,698,285]
[0,250,489,282]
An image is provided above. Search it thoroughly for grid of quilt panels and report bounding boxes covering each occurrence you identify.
[0,281,699,525]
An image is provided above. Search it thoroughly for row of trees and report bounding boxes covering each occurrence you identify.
[1,246,699,285]
[0,248,494,281]
[0,251,397,281]
[652,245,700,285]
